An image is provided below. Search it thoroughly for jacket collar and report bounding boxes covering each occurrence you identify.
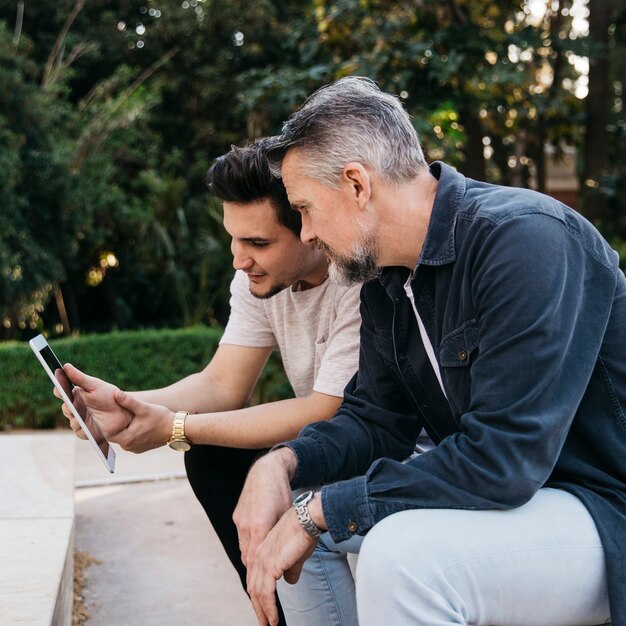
[418,161,465,267]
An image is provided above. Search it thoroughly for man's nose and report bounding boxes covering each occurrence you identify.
[300,215,317,246]
[232,242,253,270]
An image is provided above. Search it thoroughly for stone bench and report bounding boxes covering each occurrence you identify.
[0,432,75,626]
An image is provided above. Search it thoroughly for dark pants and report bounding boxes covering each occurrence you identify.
[185,444,287,626]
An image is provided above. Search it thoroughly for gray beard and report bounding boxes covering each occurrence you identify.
[318,236,380,286]
[328,251,379,286]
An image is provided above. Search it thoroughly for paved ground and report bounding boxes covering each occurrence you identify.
[74,441,257,626]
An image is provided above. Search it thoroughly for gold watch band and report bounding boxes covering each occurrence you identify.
[168,410,191,451]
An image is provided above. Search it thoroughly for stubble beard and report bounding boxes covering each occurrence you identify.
[247,258,316,300]
[248,276,292,300]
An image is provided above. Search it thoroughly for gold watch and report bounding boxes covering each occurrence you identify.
[168,411,191,451]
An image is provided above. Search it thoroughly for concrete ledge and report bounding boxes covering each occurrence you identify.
[0,433,75,626]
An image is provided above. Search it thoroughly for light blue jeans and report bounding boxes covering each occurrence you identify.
[357,488,610,626]
[279,488,611,626]
[277,531,363,626]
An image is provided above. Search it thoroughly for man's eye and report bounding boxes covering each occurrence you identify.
[250,241,268,248]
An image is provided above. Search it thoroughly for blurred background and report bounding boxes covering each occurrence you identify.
[0,0,624,428]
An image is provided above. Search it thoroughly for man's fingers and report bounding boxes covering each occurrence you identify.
[63,363,100,392]
[67,414,88,440]
[240,540,249,567]
[113,389,142,414]
[60,402,72,419]
[250,595,269,626]
[248,568,278,626]
[259,591,279,626]
[242,532,262,570]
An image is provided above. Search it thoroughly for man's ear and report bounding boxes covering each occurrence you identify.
[342,162,371,209]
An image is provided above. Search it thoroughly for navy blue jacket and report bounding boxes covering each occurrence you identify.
[287,162,626,621]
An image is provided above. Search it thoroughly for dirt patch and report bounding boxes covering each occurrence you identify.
[73,550,100,625]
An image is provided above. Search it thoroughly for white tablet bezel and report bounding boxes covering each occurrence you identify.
[29,334,116,473]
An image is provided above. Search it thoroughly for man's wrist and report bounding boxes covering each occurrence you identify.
[307,490,327,531]
[293,490,325,538]
[164,410,176,444]
[270,446,298,481]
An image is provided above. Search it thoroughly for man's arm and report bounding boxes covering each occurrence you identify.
[241,458,328,626]
[63,341,344,453]
[105,388,342,453]
[110,277,360,451]
[60,342,272,440]
[132,342,272,413]
[183,390,341,449]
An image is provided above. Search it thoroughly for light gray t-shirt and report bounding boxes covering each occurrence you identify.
[220,270,362,398]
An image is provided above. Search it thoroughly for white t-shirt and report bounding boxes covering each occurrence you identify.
[220,270,362,398]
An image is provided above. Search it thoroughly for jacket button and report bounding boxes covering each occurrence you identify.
[458,350,468,361]
[347,521,358,533]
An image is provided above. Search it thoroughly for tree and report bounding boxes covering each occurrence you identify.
[583,0,626,265]
[1,0,623,340]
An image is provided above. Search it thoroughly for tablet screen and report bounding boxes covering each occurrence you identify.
[39,345,111,461]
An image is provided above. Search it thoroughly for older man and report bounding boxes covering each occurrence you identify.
[234,77,626,626]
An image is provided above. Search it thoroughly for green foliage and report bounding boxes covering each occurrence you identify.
[0,22,66,328]
[0,326,292,430]
[0,0,624,335]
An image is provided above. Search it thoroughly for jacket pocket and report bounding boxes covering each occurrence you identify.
[439,320,479,415]
[439,320,479,367]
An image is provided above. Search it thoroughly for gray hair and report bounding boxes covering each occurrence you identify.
[271,77,427,187]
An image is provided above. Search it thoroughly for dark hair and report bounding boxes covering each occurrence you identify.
[206,137,301,236]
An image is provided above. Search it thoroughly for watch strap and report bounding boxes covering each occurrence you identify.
[168,410,191,449]
[293,490,322,538]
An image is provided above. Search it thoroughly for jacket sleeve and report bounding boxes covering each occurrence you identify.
[289,212,619,542]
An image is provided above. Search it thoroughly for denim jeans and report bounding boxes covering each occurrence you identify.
[356,488,610,626]
[277,532,363,626]
[279,488,610,626]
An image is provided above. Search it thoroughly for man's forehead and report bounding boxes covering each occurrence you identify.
[223,199,276,226]
[222,199,287,237]
[281,149,307,180]
[281,150,311,201]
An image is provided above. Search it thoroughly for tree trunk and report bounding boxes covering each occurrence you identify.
[582,0,616,218]
[459,104,485,181]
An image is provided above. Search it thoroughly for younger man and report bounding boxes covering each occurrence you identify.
[60,139,362,625]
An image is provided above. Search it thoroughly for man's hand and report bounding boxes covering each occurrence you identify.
[106,391,175,454]
[233,448,297,572]
[54,364,132,438]
[247,503,320,626]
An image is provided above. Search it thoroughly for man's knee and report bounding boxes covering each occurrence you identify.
[356,509,445,587]
[357,511,415,603]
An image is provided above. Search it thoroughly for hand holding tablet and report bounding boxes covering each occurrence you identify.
[29,334,116,473]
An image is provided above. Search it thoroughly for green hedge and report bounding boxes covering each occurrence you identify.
[0,327,292,430]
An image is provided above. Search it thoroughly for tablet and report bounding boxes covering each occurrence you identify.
[29,334,116,473]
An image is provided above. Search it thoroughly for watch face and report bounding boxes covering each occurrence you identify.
[294,490,314,506]
[169,439,191,452]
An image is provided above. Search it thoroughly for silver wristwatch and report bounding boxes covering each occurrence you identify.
[293,490,322,538]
